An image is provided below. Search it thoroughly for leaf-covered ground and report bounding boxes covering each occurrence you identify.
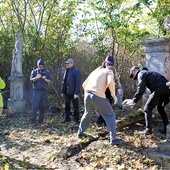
[0,107,166,170]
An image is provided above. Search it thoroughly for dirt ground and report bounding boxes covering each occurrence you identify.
[0,107,167,170]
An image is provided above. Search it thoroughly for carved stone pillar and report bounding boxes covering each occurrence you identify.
[7,33,26,113]
[7,75,26,112]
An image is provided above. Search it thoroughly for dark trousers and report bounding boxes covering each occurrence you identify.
[30,89,48,124]
[64,94,79,121]
[144,91,169,131]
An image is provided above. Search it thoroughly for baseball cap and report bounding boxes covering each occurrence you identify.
[129,66,139,78]
[65,58,74,64]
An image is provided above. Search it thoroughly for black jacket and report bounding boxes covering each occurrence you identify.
[133,67,169,103]
[61,66,81,95]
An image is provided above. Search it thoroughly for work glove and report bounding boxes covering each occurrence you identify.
[117,89,123,96]
[166,82,170,87]
[113,96,117,105]
[36,74,41,79]
[74,94,78,99]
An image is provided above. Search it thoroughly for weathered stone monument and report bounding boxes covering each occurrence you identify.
[142,38,170,81]
[7,33,26,112]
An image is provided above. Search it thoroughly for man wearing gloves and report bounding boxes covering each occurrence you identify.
[130,66,169,135]
[61,59,81,125]
[77,59,124,145]
[30,59,51,127]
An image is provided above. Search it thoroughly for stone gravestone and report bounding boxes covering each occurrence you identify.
[7,33,26,113]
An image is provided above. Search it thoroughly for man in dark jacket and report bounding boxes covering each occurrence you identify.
[130,66,169,135]
[61,59,81,124]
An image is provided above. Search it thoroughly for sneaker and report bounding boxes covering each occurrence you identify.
[60,119,70,124]
[137,130,152,135]
[77,133,88,139]
[111,139,124,145]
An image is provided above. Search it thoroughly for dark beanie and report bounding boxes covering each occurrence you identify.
[37,59,44,66]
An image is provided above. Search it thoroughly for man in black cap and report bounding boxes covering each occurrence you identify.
[30,59,51,127]
[130,66,169,135]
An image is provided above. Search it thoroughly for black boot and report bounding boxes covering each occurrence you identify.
[61,118,70,123]
[158,126,166,134]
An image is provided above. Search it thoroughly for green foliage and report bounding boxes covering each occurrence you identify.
[142,0,170,37]
[0,0,80,91]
